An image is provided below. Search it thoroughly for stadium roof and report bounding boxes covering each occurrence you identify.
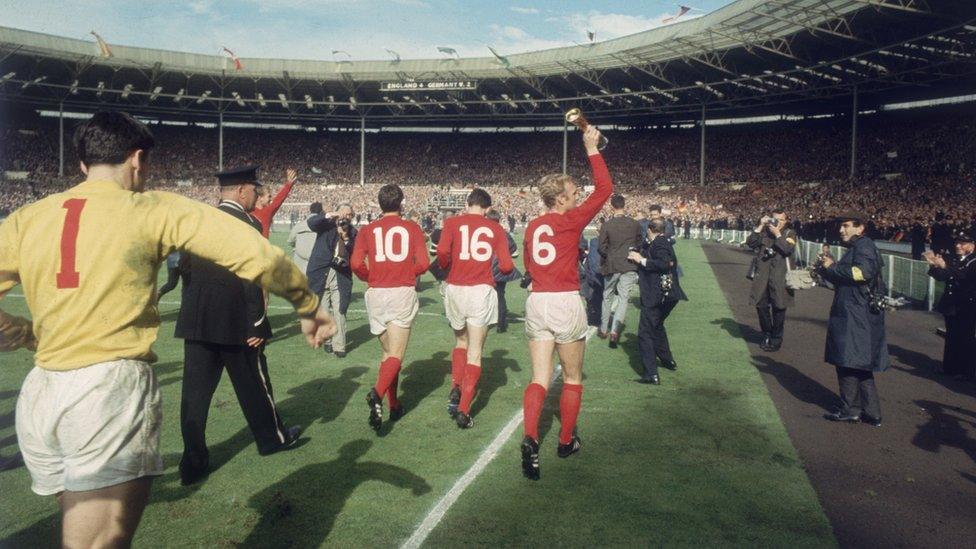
[1,0,975,126]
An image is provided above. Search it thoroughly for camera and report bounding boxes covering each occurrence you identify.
[762,216,780,228]
[337,218,351,230]
[761,247,777,260]
[519,272,533,289]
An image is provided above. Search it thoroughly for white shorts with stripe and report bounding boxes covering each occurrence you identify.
[444,283,498,330]
[524,291,588,344]
[364,286,420,335]
[16,359,164,495]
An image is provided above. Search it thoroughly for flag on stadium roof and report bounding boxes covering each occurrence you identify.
[663,5,692,24]
[487,46,510,67]
[221,47,243,71]
[385,49,401,63]
[90,31,112,58]
[437,46,459,58]
[587,30,595,43]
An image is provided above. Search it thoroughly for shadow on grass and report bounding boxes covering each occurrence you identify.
[469,349,522,418]
[0,512,60,547]
[396,351,449,416]
[751,355,837,412]
[911,399,976,465]
[239,439,430,547]
[619,334,645,378]
[711,317,763,345]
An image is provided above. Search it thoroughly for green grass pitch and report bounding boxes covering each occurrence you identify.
[0,233,835,547]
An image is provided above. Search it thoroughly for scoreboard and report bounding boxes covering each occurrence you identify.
[380,80,478,92]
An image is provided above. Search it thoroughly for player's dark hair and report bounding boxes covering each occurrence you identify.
[378,184,404,213]
[467,188,492,208]
[310,201,323,214]
[73,110,155,166]
[649,204,663,214]
[771,208,786,216]
[648,217,667,234]
[610,194,626,209]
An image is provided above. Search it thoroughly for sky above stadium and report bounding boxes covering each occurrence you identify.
[3,0,733,60]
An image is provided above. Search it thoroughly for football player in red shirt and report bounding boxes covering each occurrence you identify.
[251,168,297,238]
[436,189,514,428]
[350,184,430,431]
[520,126,612,480]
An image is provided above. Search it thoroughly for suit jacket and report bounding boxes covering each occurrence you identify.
[929,253,976,317]
[175,201,271,344]
[306,214,357,314]
[636,234,687,307]
[287,214,318,273]
[599,215,643,275]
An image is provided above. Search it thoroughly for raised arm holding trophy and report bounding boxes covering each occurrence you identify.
[565,108,609,150]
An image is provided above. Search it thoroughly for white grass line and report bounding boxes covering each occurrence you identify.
[401,329,594,549]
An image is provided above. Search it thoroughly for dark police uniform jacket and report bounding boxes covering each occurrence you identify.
[636,234,687,307]
[929,253,976,317]
[746,227,796,309]
[175,201,271,344]
[819,235,889,372]
[305,214,357,315]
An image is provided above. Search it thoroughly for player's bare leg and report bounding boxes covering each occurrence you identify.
[555,339,585,458]
[60,477,152,549]
[448,329,468,418]
[521,338,556,480]
[367,324,412,430]
[455,323,489,428]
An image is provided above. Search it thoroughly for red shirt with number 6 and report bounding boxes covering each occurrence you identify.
[351,213,430,288]
[523,153,613,293]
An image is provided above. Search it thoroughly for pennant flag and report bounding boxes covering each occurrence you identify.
[587,30,595,42]
[385,49,401,63]
[437,46,459,57]
[221,47,243,71]
[487,46,510,67]
[90,31,113,58]
[663,5,692,23]
[332,50,352,58]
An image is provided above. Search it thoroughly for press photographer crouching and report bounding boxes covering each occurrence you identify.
[746,209,797,352]
[817,212,889,428]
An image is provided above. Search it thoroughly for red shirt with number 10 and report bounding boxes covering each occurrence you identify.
[523,153,613,293]
[351,213,430,288]
[437,213,514,287]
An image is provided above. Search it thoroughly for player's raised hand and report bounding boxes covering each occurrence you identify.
[582,126,602,154]
[286,168,297,184]
[300,308,338,348]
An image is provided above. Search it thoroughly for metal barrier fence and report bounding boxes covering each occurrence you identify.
[689,228,942,311]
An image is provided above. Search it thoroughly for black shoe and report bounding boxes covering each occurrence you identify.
[767,339,782,352]
[179,462,209,486]
[661,359,677,371]
[497,325,507,334]
[258,425,305,456]
[557,434,582,458]
[324,343,333,354]
[824,409,861,423]
[760,336,771,351]
[637,375,660,385]
[447,386,461,418]
[860,414,882,428]
[608,332,619,349]
[334,351,347,358]
[520,437,540,481]
[389,404,405,422]
[455,411,473,429]
[366,388,383,431]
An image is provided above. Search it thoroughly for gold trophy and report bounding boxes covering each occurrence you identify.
[565,107,608,150]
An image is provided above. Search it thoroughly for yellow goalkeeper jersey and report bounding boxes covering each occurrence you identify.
[0,179,319,371]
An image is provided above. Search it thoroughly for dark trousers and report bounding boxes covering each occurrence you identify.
[496,282,508,331]
[586,280,604,327]
[157,267,180,301]
[943,311,976,377]
[638,301,677,379]
[180,340,287,471]
[836,366,881,420]
[756,292,786,343]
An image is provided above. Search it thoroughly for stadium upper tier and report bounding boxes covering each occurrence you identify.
[1,0,975,124]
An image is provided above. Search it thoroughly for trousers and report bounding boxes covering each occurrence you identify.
[637,300,678,378]
[320,269,347,352]
[836,366,881,420]
[601,271,638,334]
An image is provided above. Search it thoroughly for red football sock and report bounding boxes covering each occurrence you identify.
[387,374,401,409]
[451,347,466,388]
[523,383,547,441]
[458,364,481,414]
[559,383,583,445]
[374,357,402,403]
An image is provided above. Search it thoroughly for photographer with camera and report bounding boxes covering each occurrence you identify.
[307,203,357,357]
[746,209,797,352]
[817,212,889,427]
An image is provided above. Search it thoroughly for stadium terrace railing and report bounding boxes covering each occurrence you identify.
[690,228,942,311]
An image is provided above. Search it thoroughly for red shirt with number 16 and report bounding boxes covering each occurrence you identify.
[437,213,514,287]
[523,153,613,293]
[351,213,430,288]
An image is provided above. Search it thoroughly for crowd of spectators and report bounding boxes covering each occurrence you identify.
[2,109,973,242]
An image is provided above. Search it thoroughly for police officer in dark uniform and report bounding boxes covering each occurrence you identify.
[818,212,889,427]
[925,229,976,379]
[628,217,688,385]
[746,209,796,352]
[176,166,302,485]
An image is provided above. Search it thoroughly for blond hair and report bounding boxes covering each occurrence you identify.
[537,173,575,209]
